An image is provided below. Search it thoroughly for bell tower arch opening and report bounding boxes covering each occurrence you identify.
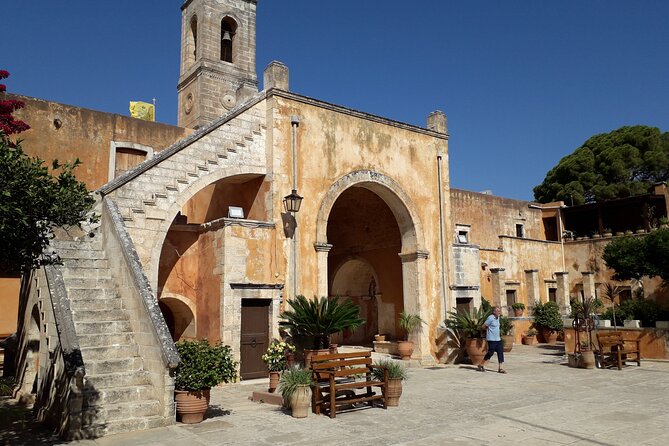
[177,0,258,129]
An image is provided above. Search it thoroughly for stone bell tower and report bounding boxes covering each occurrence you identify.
[177,0,258,129]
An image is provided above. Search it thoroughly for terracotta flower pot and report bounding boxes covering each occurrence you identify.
[541,329,559,344]
[521,335,537,345]
[268,371,280,393]
[397,341,414,360]
[175,389,210,424]
[374,334,386,342]
[501,335,514,352]
[386,378,403,407]
[578,350,596,369]
[289,385,311,418]
[465,338,487,365]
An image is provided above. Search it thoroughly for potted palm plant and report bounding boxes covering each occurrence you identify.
[174,340,237,424]
[511,302,525,317]
[262,341,296,393]
[279,295,365,364]
[279,366,313,418]
[397,311,424,360]
[445,306,492,365]
[372,359,408,406]
[533,301,563,344]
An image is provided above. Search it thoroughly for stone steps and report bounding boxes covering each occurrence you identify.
[71,309,128,322]
[85,357,144,375]
[85,370,150,388]
[116,118,266,222]
[84,384,154,405]
[82,400,161,424]
[75,320,133,335]
[77,332,135,348]
[80,344,138,360]
[82,415,167,438]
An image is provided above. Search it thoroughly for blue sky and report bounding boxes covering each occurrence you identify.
[3,0,668,200]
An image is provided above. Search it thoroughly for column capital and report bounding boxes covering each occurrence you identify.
[313,243,333,253]
[524,269,539,273]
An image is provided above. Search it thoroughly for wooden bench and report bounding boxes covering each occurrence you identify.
[596,331,641,370]
[310,351,387,418]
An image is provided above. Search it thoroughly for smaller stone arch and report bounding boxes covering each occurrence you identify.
[158,294,196,342]
[330,257,380,346]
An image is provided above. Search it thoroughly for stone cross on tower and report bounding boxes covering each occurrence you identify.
[177,0,258,129]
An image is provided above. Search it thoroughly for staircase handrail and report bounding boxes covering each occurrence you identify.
[103,197,180,369]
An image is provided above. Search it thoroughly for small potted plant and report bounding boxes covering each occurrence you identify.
[279,366,313,418]
[262,341,296,393]
[374,333,387,342]
[522,328,538,345]
[397,311,424,360]
[659,217,669,229]
[533,301,563,344]
[372,359,408,406]
[500,316,514,352]
[174,340,237,424]
[511,302,525,317]
[603,228,613,237]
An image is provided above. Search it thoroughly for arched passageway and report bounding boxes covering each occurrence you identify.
[327,186,404,344]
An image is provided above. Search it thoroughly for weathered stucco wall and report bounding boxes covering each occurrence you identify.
[8,94,191,190]
[267,93,450,359]
[0,275,20,335]
[450,189,544,248]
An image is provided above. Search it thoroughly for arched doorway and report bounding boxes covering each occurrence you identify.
[327,186,404,344]
[330,257,380,345]
[316,171,430,360]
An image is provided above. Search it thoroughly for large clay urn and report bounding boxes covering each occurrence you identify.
[501,334,514,353]
[386,378,403,407]
[465,338,487,365]
[175,389,210,424]
[541,329,559,344]
[397,341,414,360]
[289,385,312,418]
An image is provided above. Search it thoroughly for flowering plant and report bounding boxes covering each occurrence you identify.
[261,341,296,372]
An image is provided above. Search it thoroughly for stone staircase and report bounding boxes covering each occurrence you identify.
[113,121,266,225]
[52,236,168,436]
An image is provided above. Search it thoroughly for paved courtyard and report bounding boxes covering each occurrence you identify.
[2,343,669,445]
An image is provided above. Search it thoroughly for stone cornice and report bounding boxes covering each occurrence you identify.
[267,89,449,140]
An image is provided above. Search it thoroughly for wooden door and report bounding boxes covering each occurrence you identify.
[240,299,270,379]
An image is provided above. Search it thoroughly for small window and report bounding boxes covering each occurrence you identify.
[548,288,557,303]
[457,231,469,244]
[455,224,470,244]
[516,224,525,238]
[115,148,146,178]
[506,290,517,307]
[619,288,632,303]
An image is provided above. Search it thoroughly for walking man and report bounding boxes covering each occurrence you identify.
[478,306,506,373]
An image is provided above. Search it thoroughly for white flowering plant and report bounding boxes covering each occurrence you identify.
[261,341,296,372]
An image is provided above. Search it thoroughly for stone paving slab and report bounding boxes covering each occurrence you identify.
[2,343,669,445]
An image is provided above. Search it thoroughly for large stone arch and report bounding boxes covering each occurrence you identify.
[315,170,432,361]
[128,165,267,292]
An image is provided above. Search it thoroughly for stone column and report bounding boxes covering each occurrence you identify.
[490,268,507,315]
[555,272,571,315]
[314,243,333,298]
[525,269,540,305]
[581,271,596,300]
[399,250,435,365]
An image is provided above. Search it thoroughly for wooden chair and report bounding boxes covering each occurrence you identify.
[595,331,641,370]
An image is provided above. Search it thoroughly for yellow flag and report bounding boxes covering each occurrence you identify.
[129,101,155,121]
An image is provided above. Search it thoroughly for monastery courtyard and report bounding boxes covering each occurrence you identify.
[2,343,668,446]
